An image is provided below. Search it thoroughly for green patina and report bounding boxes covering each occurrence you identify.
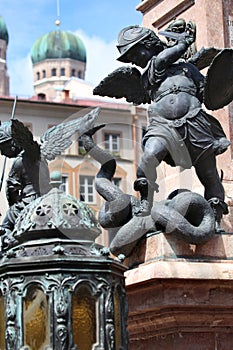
[0,16,9,44]
[31,30,86,64]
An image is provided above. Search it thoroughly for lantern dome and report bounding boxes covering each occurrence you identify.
[13,187,100,243]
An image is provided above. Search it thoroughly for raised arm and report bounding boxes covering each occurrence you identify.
[155,39,191,70]
[147,35,195,85]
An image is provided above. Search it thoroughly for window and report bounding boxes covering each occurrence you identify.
[78,70,82,79]
[23,286,50,349]
[52,68,57,76]
[60,175,69,194]
[72,285,97,349]
[42,70,46,78]
[37,93,46,101]
[71,69,76,77]
[104,133,120,154]
[36,72,40,80]
[79,175,95,203]
[60,68,65,76]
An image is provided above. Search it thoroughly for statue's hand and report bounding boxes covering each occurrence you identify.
[186,21,196,39]
[179,33,195,46]
[186,34,195,45]
[184,21,196,46]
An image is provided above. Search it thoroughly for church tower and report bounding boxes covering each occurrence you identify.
[0,15,9,96]
[30,20,87,102]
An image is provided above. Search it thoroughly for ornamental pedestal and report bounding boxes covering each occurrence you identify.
[0,188,128,350]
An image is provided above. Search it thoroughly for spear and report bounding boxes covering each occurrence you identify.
[0,96,18,192]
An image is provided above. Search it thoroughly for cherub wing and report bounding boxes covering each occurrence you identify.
[93,66,151,105]
[40,107,100,161]
[11,119,40,161]
[188,47,221,70]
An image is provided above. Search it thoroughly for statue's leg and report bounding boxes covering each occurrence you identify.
[135,136,168,207]
[195,154,228,229]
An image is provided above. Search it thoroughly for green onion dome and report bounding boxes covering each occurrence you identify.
[31,30,86,64]
[0,16,9,45]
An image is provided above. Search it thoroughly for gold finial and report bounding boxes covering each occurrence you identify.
[56,0,61,27]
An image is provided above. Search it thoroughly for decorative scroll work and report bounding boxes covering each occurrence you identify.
[0,267,128,350]
[0,276,24,350]
[46,274,76,350]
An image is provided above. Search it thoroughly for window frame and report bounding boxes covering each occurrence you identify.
[79,175,96,204]
[103,131,121,155]
[51,68,57,77]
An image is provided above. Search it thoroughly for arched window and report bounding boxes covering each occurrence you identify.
[23,285,50,349]
[37,93,46,101]
[71,68,76,77]
[60,67,65,76]
[36,72,40,80]
[72,284,97,350]
[42,70,46,78]
[78,70,82,79]
[52,68,57,76]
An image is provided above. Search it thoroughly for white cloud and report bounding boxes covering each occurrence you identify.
[75,29,123,86]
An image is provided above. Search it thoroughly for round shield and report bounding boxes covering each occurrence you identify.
[204,49,233,110]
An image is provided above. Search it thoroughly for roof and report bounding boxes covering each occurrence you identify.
[31,30,86,64]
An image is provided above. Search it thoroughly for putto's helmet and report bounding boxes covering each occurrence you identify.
[116,25,155,63]
[0,121,12,144]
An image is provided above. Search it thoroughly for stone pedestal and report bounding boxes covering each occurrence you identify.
[125,231,233,350]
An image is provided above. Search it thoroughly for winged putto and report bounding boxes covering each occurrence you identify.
[0,107,100,248]
[93,18,232,232]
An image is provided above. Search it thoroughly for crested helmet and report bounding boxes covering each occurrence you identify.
[116,25,157,63]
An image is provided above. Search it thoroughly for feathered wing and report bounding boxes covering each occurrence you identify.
[11,119,40,161]
[40,107,100,161]
[93,66,151,105]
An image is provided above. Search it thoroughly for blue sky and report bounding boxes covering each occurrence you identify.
[0,0,143,97]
